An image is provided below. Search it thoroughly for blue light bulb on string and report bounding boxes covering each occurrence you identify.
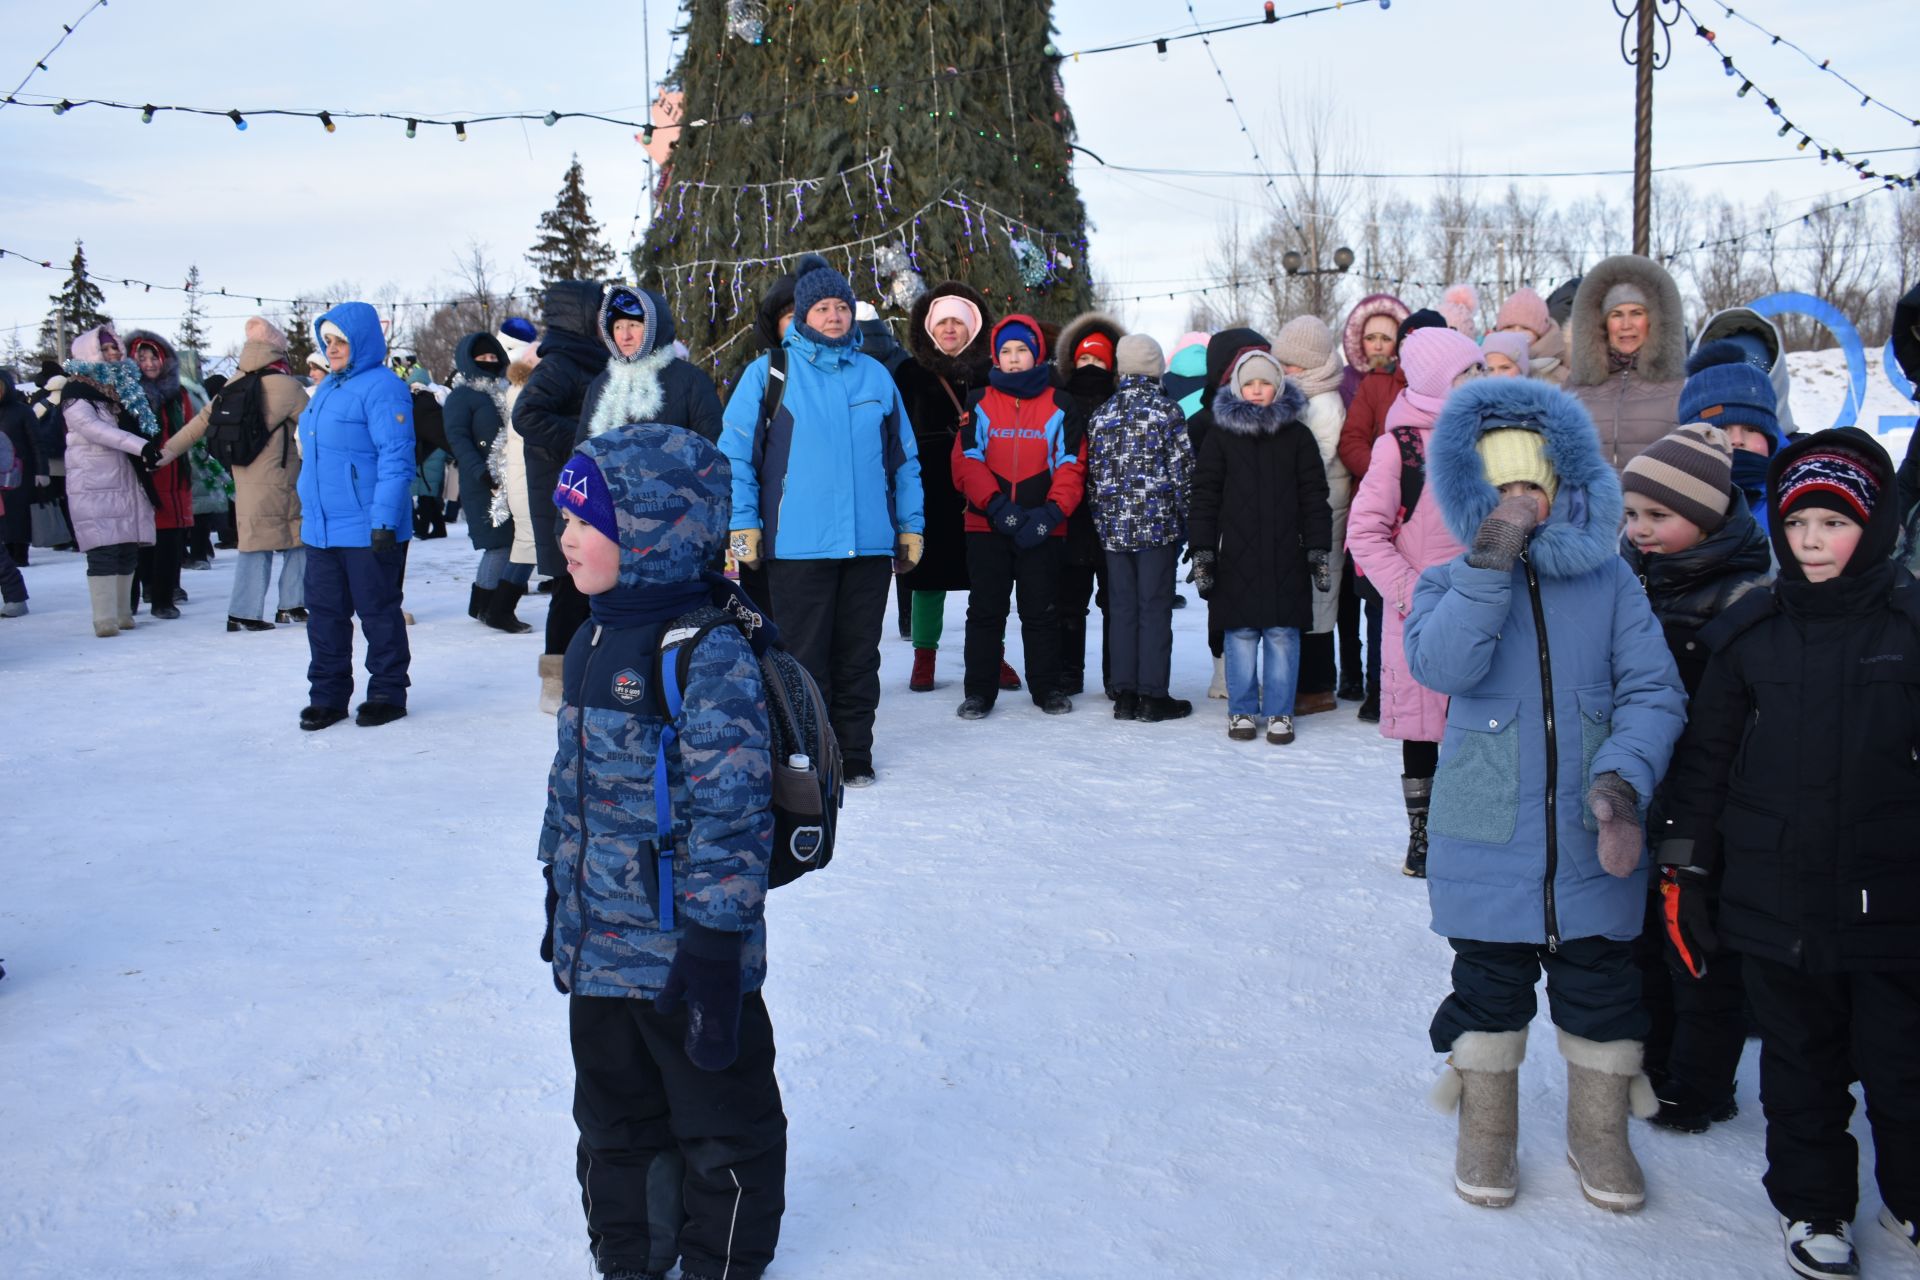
[228,109,247,131]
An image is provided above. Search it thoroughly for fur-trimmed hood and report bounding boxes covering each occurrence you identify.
[1342,293,1410,371]
[126,328,183,403]
[1567,255,1687,387]
[1053,311,1124,379]
[906,279,993,382]
[1211,381,1308,436]
[1430,377,1623,580]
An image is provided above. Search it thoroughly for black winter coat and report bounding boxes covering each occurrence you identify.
[1188,383,1332,631]
[1659,428,1920,972]
[1620,486,1773,694]
[893,281,993,593]
[0,372,41,545]
[1058,361,1116,568]
[442,333,513,552]
[515,281,610,576]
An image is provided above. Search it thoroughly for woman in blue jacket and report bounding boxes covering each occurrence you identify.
[1405,377,1685,1216]
[719,258,923,786]
[296,301,415,730]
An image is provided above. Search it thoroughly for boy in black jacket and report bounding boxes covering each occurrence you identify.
[1658,427,1920,1279]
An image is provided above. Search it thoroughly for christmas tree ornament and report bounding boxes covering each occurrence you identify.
[726,0,767,45]
[1010,237,1052,290]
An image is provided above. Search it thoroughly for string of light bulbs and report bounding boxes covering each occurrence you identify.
[1690,0,1916,128]
[2,1,1388,141]
[1678,6,1919,186]
[0,0,108,116]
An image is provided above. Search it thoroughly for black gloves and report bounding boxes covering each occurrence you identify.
[1659,865,1718,978]
[139,438,164,470]
[370,527,397,554]
[655,923,746,1071]
[1187,548,1216,600]
[1308,548,1331,593]
[985,493,1026,537]
[1466,494,1541,572]
[540,865,557,965]
[1014,501,1065,550]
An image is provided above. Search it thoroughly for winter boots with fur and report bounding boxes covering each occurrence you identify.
[1560,1030,1656,1213]
[1431,1027,1655,1212]
[1208,655,1227,700]
[539,653,564,715]
[1432,1028,1526,1207]
[1402,776,1432,878]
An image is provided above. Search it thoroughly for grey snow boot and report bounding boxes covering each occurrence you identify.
[1559,1029,1657,1212]
[1430,1028,1527,1207]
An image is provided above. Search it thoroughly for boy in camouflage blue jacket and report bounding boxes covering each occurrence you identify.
[539,421,786,1280]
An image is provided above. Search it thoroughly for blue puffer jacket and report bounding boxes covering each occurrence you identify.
[538,424,773,998]
[1404,378,1686,946]
[719,322,923,560]
[298,302,415,547]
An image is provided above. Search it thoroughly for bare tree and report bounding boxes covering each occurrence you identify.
[1425,164,1487,296]
[1258,83,1360,328]
[1192,209,1260,332]
[1796,200,1883,346]
[1360,188,1423,299]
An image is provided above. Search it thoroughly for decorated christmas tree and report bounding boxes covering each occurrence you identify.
[636,0,1094,385]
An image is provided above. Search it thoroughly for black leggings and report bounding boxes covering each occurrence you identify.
[1403,740,1439,780]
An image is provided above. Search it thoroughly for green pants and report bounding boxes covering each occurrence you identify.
[911,589,945,649]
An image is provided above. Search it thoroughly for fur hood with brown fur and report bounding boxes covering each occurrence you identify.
[1053,311,1126,379]
[1566,254,1687,387]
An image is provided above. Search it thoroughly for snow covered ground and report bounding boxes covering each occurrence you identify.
[3,354,1912,1279]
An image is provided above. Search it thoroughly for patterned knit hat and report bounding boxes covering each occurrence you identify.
[1621,424,1734,532]
[1777,447,1879,523]
[1477,428,1558,504]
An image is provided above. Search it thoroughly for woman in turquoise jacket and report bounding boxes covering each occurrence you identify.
[719,258,922,786]
[295,301,415,730]
[1405,376,1685,1217]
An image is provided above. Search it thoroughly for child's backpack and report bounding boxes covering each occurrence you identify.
[1389,424,1426,524]
[203,372,289,470]
[649,584,841,925]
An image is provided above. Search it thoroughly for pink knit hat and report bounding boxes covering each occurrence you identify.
[1438,284,1480,337]
[1480,332,1532,376]
[245,316,288,350]
[1493,287,1553,341]
[1172,330,1211,356]
[1399,327,1487,399]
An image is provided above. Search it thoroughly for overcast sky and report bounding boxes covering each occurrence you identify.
[2,0,1914,362]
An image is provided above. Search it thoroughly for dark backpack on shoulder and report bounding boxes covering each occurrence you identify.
[1389,424,1426,524]
[653,585,842,903]
[203,371,287,469]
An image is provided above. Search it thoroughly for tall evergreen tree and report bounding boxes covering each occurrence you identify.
[286,297,316,371]
[176,264,210,377]
[38,239,112,360]
[636,2,1093,384]
[527,155,618,289]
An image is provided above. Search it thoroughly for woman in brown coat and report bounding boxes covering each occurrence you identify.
[1565,255,1687,474]
[159,318,306,631]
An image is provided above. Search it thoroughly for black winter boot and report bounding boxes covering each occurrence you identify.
[468,584,489,621]
[1402,775,1431,878]
[484,582,533,634]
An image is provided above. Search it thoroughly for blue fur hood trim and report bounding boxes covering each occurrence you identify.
[1211,381,1308,435]
[1429,378,1623,580]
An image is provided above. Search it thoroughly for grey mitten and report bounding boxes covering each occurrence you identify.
[1587,770,1643,878]
[1307,548,1331,593]
[1465,494,1541,572]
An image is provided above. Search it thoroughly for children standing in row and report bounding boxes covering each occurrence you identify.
[1187,350,1331,744]
[1657,427,1920,1279]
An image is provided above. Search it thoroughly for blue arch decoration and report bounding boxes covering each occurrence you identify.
[1745,292,1868,431]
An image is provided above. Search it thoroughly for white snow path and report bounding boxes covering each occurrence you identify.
[0,478,1902,1277]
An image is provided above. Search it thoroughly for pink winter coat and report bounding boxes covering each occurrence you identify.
[62,393,155,551]
[1345,418,1462,743]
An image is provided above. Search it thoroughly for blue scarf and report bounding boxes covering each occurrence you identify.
[588,577,715,630]
[988,364,1053,398]
[1731,448,1771,532]
[792,320,854,349]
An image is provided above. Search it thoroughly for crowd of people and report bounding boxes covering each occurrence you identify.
[6,257,1920,1280]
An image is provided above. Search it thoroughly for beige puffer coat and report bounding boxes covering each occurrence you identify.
[162,322,304,552]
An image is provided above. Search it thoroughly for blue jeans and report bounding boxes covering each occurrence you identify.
[476,547,531,589]
[1224,626,1300,719]
[229,547,306,621]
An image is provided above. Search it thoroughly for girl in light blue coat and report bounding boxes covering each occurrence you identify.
[1404,377,1685,1216]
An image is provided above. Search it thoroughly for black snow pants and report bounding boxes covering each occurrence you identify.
[1430,936,1649,1052]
